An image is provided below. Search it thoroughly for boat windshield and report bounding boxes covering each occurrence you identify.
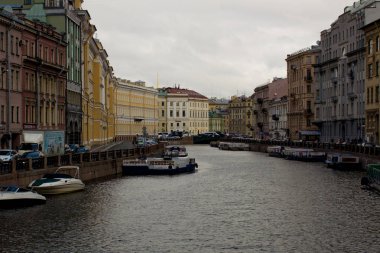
[43,173,73,179]
[0,186,18,192]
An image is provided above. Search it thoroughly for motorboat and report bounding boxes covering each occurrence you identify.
[163,145,188,158]
[28,166,85,195]
[123,145,198,175]
[0,186,46,209]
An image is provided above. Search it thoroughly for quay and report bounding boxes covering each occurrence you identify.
[0,143,165,188]
[211,138,380,169]
[1,136,380,187]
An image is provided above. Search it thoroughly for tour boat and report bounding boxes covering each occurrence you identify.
[28,166,85,195]
[325,153,360,170]
[266,146,285,157]
[361,164,380,192]
[0,186,46,208]
[282,148,314,160]
[122,145,198,175]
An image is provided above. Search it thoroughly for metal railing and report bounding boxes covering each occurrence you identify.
[0,144,162,176]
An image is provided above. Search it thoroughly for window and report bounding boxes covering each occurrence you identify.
[368,39,373,54]
[176,111,179,117]
[16,106,19,123]
[377,36,380,52]
[376,61,379,77]
[24,0,32,4]
[16,38,19,55]
[1,105,4,123]
[170,110,173,117]
[10,36,14,54]
[161,110,164,117]
[11,106,14,123]
[161,101,164,106]
[0,33,3,51]
[182,110,186,117]
[369,64,373,78]
[177,123,179,127]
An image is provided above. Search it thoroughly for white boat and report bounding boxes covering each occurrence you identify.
[325,153,360,170]
[282,148,314,160]
[28,166,85,195]
[123,145,198,175]
[267,146,285,157]
[0,186,46,208]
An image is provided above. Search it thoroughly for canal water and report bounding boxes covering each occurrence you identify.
[1,145,379,253]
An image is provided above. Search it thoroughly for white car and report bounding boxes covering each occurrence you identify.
[0,149,18,163]
[158,132,169,139]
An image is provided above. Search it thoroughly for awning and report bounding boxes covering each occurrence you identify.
[299,130,320,135]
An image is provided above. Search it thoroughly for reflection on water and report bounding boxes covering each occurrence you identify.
[1,145,379,253]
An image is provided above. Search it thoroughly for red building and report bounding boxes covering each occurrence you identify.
[0,9,66,149]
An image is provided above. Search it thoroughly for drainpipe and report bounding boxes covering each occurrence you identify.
[6,21,15,150]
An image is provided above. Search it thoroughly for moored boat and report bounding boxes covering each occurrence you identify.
[122,145,198,175]
[325,153,360,170]
[0,186,46,209]
[28,166,85,195]
[361,164,380,192]
[266,146,285,157]
[282,148,314,160]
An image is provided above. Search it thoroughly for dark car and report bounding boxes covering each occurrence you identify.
[19,151,44,169]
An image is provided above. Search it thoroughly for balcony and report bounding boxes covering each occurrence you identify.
[304,109,313,116]
[347,92,357,100]
[272,114,279,121]
[304,76,313,83]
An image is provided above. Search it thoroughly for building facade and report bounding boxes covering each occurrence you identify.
[314,3,370,143]
[208,98,229,134]
[267,78,288,140]
[229,95,253,137]
[0,7,66,149]
[115,79,158,138]
[286,46,320,141]
[252,85,269,139]
[359,1,380,144]
[159,87,209,135]
[0,9,24,149]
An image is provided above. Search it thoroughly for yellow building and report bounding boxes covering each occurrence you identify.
[286,46,320,141]
[363,18,380,144]
[158,87,209,135]
[228,95,253,137]
[115,79,159,138]
[208,98,229,134]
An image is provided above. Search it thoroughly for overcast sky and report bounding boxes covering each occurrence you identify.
[83,0,351,99]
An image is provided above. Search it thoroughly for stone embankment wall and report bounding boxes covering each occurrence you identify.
[0,144,165,188]
[213,140,380,170]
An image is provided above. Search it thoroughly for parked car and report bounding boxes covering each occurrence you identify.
[0,149,18,163]
[19,151,44,169]
[158,132,169,139]
[75,145,90,154]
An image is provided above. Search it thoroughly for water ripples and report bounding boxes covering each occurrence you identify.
[1,145,379,252]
